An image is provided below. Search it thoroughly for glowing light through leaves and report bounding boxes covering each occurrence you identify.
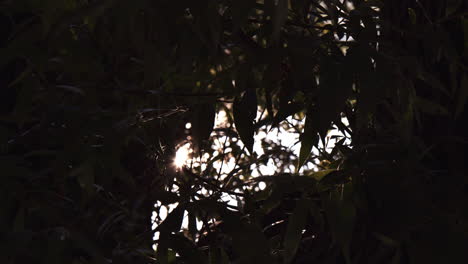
[174,143,191,168]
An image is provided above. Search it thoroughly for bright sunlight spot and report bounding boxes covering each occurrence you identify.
[174,143,191,168]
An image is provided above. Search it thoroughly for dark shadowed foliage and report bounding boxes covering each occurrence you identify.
[1,0,467,263]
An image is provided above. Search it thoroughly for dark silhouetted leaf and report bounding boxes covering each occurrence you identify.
[192,102,216,154]
[322,184,356,264]
[263,62,281,118]
[283,198,310,264]
[156,204,185,233]
[298,56,352,169]
[233,78,257,154]
[297,107,320,170]
[166,233,208,263]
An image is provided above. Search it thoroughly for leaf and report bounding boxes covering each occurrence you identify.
[166,234,208,263]
[233,80,257,154]
[192,102,216,154]
[263,62,281,118]
[373,232,399,247]
[154,190,180,205]
[322,184,356,264]
[407,8,417,25]
[283,198,310,264]
[347,45,379,127]
[156,203,185,233]
[98,211,126,237]
[188,211,198,241]
[56,85,85,95]
[289,37,319,91]
[156,204,186,264]
[190,199,273,262]
[297,108,319,171]
[273,102,303,127]
[320,170,350,187]
[298,58,352,170]
[306,169,336,181]
[7,67,32,88]
[418,70,451,97]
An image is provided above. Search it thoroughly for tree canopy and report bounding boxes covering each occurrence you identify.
[1,0,467,263]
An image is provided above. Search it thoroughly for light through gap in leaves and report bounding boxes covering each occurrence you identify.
[152,105,351,250]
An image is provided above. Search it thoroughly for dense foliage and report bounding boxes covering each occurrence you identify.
[1,0,467,263]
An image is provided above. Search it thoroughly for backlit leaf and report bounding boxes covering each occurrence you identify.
[306,169,336,181]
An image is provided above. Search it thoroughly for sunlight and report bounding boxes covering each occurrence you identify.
[174,143,191,168]
[160,109,351,249]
